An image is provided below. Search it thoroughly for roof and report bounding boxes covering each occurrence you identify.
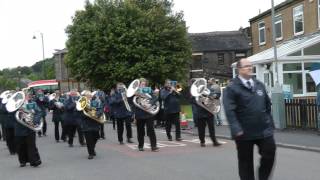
[53,48,68,55]
[28,79,58,88]
[232,31,320,67]
[250,0,301,23]
[188,31,250,52]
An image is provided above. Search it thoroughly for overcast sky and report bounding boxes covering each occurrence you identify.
[0,0,285,70]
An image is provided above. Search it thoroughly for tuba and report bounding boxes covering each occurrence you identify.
[117,84,132,112]
[1,90,15,104]
[127,79,160,115]
[6,91,43,132]
[76,91,106,124]
[190,78,221,115]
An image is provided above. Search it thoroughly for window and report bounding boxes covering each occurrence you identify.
[275,15,283,41]
[191,54,203,70]
[304,42,320,55]
[288,50,302,56]
[218,53,224,65]
[293,5,304,35]
[304,63,317,93]
[283,63,301,71]
[282,62,318,95]
[258,22,266,45]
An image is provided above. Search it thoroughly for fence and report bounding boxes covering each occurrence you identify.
[285,98,318,129]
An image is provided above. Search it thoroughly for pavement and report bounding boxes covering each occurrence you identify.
[180,124,320,153]
[1,118,320,180]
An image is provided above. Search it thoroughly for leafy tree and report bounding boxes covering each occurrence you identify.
[66,0,191,90]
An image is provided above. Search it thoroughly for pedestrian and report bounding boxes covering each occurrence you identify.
[109,83,134,144]
[160,79,182,141]
[15,93,42,167]
[223,58,276,180]
[80,90,102,160]
[132,78,159,152]
[191,78,222,147]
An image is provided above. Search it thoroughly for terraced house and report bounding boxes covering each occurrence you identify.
[243,0,320,97]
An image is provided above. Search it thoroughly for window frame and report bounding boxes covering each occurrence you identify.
[293,4,304,36]
[275,14,283,41]
[258,21,266,45]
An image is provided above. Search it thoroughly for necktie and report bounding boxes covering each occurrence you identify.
[246,81,252,90]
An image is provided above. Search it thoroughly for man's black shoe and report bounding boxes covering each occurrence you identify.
[200,143,206,147]
[151,147,159,152]
[127,139,134,143]
[88,155,94,160]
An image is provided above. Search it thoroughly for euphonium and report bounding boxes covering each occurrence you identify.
[6,91,43,132]
[127,79,160,115]
[76,91,106,124]
[190,78,221,114]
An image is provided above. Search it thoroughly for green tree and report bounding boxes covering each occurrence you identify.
[65,0,191,90]
[0,76,18,91]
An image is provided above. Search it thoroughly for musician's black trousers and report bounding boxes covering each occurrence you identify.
[197,117,217,144]
[84,131,99,156]
[77,125,85,145]
[38,116,47,136]
[16,132,41,166]
[100,124,105,138]
[64,125,77,145]
[165,113,181,140]
[116,117,132,142]
[5,128,16,154]
[136,117,157,148]
[54,121,64,141]
[0,123,5,140]
[235,136,276,180]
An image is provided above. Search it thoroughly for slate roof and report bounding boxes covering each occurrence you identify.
[189,31,250,52]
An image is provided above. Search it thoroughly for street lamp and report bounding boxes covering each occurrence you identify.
[270,0,285,129]
[32,32,45,79]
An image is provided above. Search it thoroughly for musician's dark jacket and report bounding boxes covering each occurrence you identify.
[133,92,158,120]
[0,100,15,128]
[0,99,9,128]
[35,97,49,117]
[15,101,42,137]
[80,98,102,131]
[62,97,78,126]
[160,88,180,114]
[223,76,274,140]
[109,91,132,119]
[192,85,221,119]
[49,98,63,123]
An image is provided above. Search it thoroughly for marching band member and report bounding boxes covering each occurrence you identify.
[35,89,49,137]
[160,79,182,141]
[48,90,65,143]
[15,92,42,167]
[62,91,79,147]
[109,89,116,130]
[193,78,222,147]
[80,90,102,159]
[109,83,133,144]
[133,78,159,152]
[0,93,16,154]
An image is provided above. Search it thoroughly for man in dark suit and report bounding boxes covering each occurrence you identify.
[223,58,276,180]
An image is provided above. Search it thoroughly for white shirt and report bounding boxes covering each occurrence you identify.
[238,75,254,89]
